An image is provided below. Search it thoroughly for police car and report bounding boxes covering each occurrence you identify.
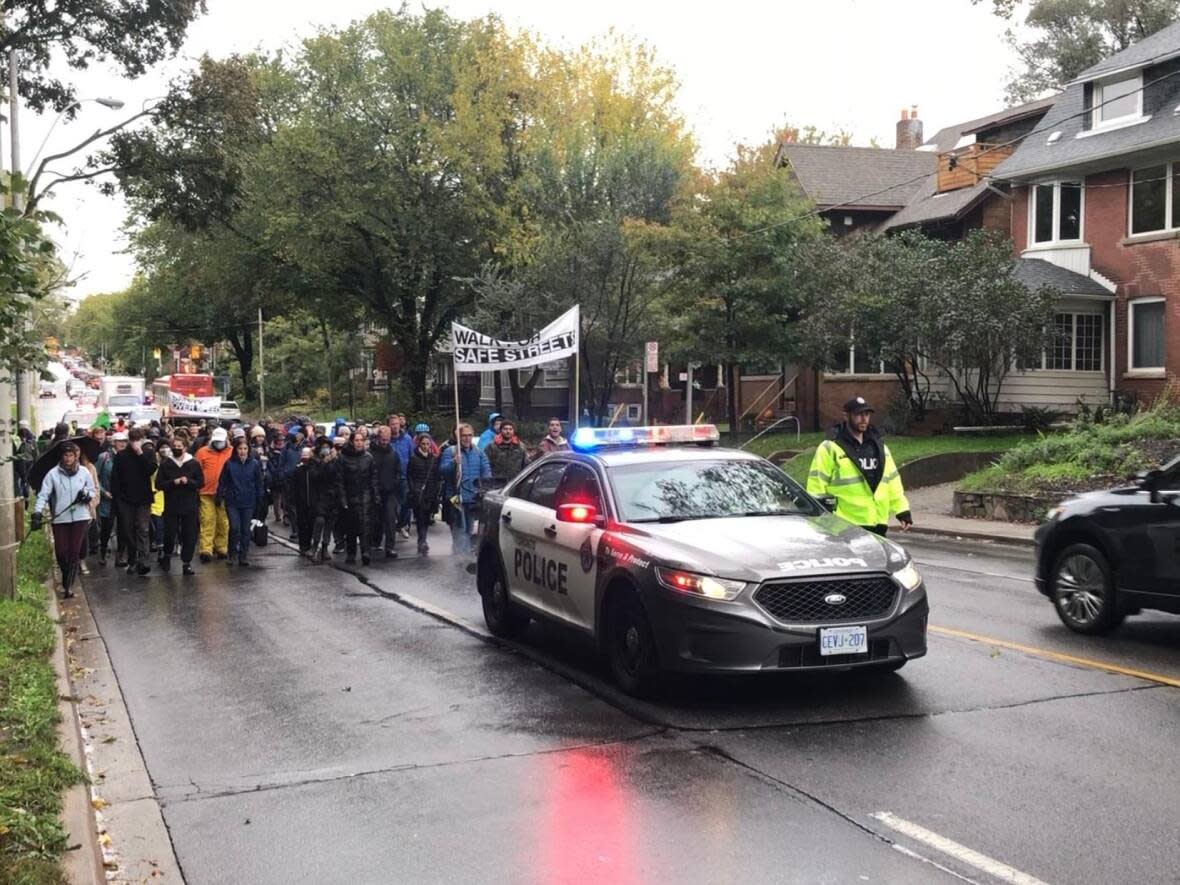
[475,425,928,696]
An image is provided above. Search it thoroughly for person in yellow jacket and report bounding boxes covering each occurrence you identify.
[806,396,913,536]
[195,427,233,561]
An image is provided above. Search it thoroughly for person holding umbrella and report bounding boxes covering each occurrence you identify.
[31,441,96,599]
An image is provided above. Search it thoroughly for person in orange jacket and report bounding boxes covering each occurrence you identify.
[194,427,233,561]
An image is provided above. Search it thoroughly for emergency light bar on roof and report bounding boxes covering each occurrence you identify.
[570,424,720,451]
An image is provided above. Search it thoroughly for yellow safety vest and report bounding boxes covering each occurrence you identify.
[805,438,909,528]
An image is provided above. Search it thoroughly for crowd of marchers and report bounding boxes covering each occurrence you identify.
[23,408,570,599]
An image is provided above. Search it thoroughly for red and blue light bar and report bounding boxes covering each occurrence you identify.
[570,424,720,451]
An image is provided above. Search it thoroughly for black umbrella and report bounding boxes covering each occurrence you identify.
[28,435,102,493]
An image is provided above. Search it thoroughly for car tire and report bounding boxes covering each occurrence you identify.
[480,559,529,639]
[605,590,662,698]
[1051,543,1123,635]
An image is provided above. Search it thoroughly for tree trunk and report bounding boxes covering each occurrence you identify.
[319,318,334,409]
[492,370,503,412]
[507,367,543,420]
[405,362,428,412]
[726,361,739,434]
[226,328,255,402]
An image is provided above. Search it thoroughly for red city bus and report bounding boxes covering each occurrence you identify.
[152,374,221,419]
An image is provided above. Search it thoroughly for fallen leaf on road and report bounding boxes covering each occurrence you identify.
[101,735,117,743]
[91,797,108,810]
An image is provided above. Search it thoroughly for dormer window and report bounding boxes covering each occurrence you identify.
[1093,72,1142,127]
[1030,181,1083,245]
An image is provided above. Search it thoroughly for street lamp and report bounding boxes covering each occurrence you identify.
[26,96,126,177]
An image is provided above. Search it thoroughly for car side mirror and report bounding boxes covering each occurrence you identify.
[1138,469,1163,502]
[556,502,606,528]
[819,495,838,512]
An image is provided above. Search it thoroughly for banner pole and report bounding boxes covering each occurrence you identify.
[573,350,580,430]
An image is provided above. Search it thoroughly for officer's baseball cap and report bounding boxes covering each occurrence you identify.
[843,396,874,415]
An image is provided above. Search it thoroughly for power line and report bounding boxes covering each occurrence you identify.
[732,64,1180,242]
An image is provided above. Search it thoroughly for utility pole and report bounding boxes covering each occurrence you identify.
[257,308,265,416]
[0,44,19,599]
[685,362,694,425]
[10,50,30,434]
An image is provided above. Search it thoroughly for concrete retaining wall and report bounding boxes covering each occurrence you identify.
[899,451,1005,490]
[952,490,1061,524]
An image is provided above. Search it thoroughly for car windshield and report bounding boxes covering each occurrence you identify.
[608,458,820,523]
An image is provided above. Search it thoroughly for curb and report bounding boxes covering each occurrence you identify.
[904,525,1035,548]
[62,576,185,883]
[46,583,106,885]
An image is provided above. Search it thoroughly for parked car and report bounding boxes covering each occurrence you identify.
[38,381,56,398]
[1034,458,1180,634]
[219,400,242,421]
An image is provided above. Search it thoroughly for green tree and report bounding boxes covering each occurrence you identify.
[1,0,205,113]
[666,141,824,431]
[0,196,60,374]
[977,0,1180,102]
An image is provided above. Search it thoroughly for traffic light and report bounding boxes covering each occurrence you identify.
[190,344,202,359]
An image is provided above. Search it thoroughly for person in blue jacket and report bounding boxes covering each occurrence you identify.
[216,436,265,567]
[439,422,491,555]
[477,412,502,450]
[389,415,415,537]
[276,427,303,538]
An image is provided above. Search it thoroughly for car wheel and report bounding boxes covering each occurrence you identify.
[480,560,529,639]
[606,590,662,697]
[1051,543,1123,635]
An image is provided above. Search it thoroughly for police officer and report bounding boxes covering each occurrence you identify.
[806,396,912,537]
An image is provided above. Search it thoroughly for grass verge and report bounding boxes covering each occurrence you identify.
[959,402,1180,496]
[0,524,83,885]
[759,432,1031,485]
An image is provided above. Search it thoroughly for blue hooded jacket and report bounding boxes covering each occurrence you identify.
[477,412,501,450]
[440,443,491,505]
[390,430,413,479]
[217,452,265,510]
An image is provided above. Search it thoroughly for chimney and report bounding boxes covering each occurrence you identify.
[896,105,923,150]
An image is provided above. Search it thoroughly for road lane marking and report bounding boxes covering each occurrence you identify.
[872,812,1050,885]
[930,625,1180,689]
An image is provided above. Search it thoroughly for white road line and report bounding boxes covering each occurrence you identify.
[872,812,1051,885]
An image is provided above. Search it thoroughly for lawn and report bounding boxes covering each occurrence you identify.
[742,431,1031,484]
[958,401,1180,496]
[0,523,83,885]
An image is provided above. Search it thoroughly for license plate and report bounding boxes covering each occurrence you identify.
[819,625,868,656]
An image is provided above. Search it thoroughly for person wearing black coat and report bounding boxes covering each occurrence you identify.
[369,427,402,558]
[155,437,204,574]
[289,447,316,555]
[337,430,379,565]
[406,433,441,556]
[110,428,158,576]
[305,442,346,563]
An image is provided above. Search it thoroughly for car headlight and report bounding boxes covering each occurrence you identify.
[891,559,923,592]
[655,567,746,601]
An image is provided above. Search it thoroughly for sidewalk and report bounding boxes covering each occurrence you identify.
[905,482,1037,547]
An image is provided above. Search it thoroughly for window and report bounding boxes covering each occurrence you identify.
[1129,162,1180,235]
[1030,182,1083,244]
[522,461,567,510]
[613,363,643,386]
[555,464,604,512]
[1094,73,1141,126]
[826,336,890,375]
[1129,299,1165,371]
[1044,312,1104,371]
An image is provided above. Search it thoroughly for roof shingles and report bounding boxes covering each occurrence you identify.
[778,144,933,210]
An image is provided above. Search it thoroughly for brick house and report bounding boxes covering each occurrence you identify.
[993,20,1180,406]
[777,99,1116,428]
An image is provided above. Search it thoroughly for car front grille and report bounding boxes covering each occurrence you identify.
[753,575,898,623]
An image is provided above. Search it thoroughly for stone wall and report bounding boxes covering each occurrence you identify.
[952,490,1062,523]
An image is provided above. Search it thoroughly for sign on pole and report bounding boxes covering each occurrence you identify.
[645,341,659,373]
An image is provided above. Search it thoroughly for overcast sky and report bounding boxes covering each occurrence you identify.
[20,0,1022,300]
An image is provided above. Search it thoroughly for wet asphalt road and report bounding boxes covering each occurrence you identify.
[79,531,1180,885]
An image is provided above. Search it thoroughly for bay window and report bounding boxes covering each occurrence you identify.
[1129,299,1165,371]
[1030,181,1082,245]
[1129,163,1180,235]
[1042,312,1104,372]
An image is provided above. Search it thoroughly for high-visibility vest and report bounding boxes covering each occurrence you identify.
[805,438,909,528]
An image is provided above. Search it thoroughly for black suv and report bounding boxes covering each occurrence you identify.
[1035,457,1180,634]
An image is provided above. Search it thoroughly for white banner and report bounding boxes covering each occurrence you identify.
[451,306,580,373]
[169,393,221,416]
